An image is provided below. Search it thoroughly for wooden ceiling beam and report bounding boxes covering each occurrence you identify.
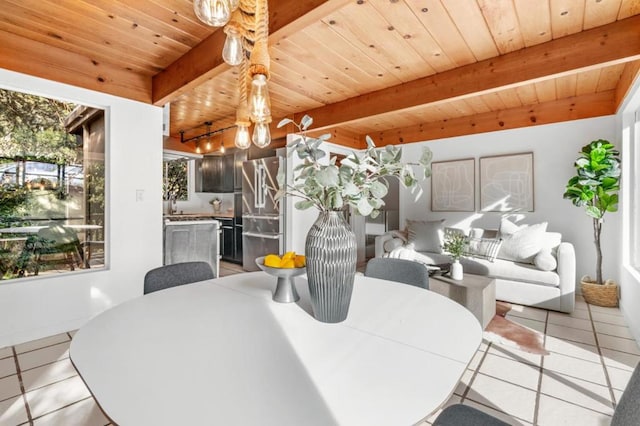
[615,60,640,111]
[152,0,352,107]
[0,29,151,103]
[365,91,617,146]
[297,15,640,131]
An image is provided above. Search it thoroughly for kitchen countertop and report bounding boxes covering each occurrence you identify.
[164,212,235,219]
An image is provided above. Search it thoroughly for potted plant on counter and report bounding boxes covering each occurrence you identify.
[209,197,221,213]
[563,139,621,307]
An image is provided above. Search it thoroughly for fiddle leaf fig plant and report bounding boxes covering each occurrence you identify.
[563,139,620,284]
[276,115,432,218]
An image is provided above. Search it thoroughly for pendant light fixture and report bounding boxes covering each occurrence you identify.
[193,0,234,27]
[249,74,271,122]
[222,26,244,66]
[193,0,273,150]
[252,119,271,148]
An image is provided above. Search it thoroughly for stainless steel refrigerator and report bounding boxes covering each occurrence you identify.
[242,156,284,271]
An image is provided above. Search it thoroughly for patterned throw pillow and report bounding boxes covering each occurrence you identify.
[464,237,503,262]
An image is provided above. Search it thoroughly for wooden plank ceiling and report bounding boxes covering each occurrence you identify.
[1,0,639,152]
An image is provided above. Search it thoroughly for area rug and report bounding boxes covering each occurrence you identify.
[483,302,549,355]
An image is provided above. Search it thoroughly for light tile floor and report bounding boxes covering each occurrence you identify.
[421,297,640,426]
[1,280,638,425]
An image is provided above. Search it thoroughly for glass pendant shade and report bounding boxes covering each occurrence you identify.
[249,74,271,122]
[193,0,231,27]
[235,125,251,149]
[252,121,271,148]
[222,27,244,66]
[220,141,226,153]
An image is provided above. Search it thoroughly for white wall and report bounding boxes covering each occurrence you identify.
[618,76,640,344]
[0,69,163,347]
[399,116,621,288]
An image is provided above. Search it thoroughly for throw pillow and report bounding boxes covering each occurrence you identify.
[540,232,562,255]
[406,219,445,253]
[497,219,548,263]
[534,249,557,271]
[384,238,404,252]
[465,237,503,262]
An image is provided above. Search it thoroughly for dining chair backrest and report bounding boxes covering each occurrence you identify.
[611,362,640,426]
[143,261,214,295]
[435,362,640,425]
[364,258,429,289]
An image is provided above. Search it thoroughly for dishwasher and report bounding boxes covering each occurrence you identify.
[163,219,220,278]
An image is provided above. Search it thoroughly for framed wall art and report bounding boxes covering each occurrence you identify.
[431,158,475,212]
[479,152,534,212]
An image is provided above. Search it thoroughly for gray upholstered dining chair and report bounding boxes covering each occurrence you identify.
[143,261,214,295]
[434,362,640,426]
[364,258,429,289]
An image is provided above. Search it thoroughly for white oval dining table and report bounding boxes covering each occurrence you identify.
[70,271,482,426]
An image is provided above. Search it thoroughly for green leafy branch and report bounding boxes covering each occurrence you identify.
[275,115,433,218]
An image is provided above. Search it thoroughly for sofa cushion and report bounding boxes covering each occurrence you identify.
[497,219,548,264]
[400,249,560,288]
[465,237,503,262]
[534,249,557,271]
[470,228,498,239]
[461,257,560,287]
[384,237,404,252]
[406,219,445,253]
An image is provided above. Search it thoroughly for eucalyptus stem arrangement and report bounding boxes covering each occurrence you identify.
[276,115,433,218]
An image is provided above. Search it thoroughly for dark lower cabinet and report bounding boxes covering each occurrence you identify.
[234,225,243,263]
[217,218,243,264]
[220,219,234,261]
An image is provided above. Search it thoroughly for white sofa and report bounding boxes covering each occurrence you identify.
[375,219,576,313]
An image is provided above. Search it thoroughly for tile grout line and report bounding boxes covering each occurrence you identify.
[532,309,550,425]
[12,346,34,426]
[30,395,94,423]
[15,339,70,357]
[587,302,618,412]
[459,341,491,402]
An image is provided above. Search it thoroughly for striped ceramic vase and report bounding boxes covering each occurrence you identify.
[305,210,357,323]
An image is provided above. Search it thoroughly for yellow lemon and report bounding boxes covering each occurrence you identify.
[264,254,282,268]
[280,259,295,269]
[282,251,296,261]
[294,255,306,268]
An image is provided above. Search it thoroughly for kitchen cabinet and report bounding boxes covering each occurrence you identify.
[196,151,244,193]
[234,150,247,192]
[195,156,222,193]
[164,220,220,277]
[215,217,243,264]
[217,218,234,261]
[234,225,243,263]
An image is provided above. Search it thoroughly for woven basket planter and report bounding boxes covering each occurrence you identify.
[580,276,619,307]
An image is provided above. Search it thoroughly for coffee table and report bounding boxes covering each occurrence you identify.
[429,273,496,329]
